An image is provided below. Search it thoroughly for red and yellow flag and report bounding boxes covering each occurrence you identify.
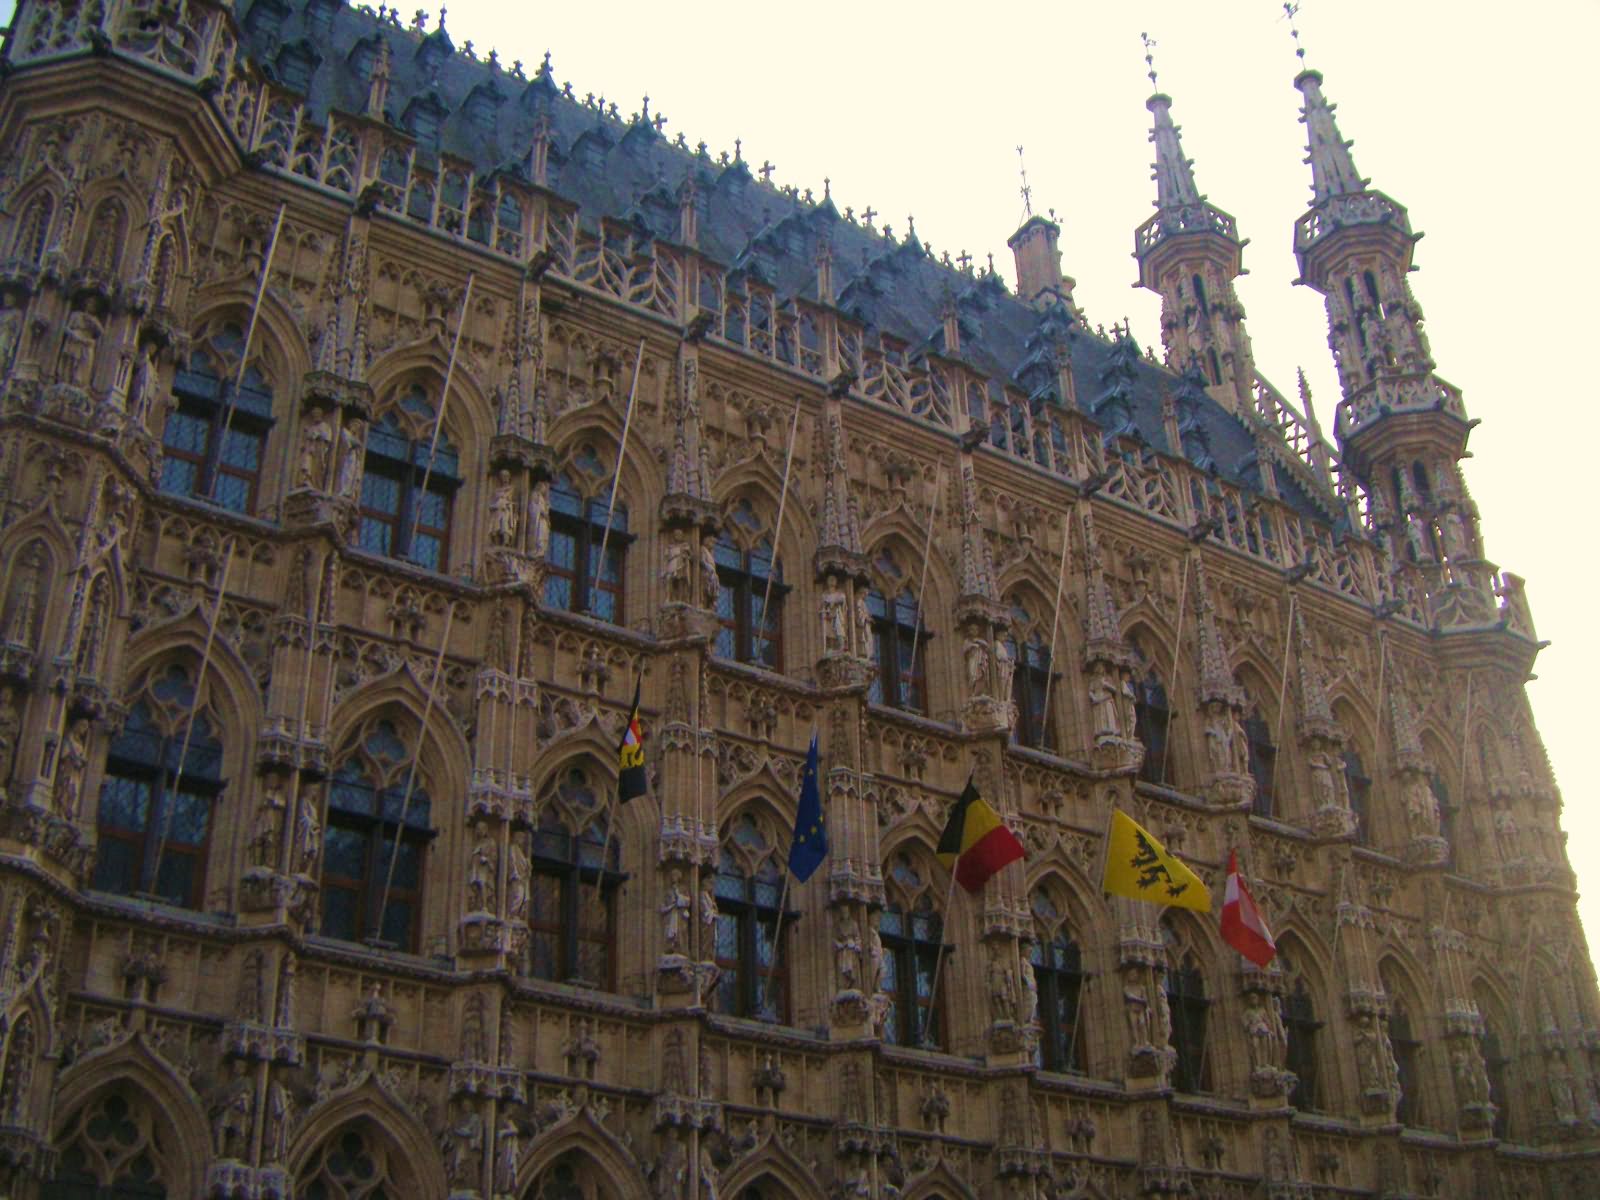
[936,776,1025,893]
[617,677,646,803]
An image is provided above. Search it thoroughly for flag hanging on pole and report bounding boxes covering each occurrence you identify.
[616,677,647,803]
[936,775,1025,893]
[786,733,827,882]
[1102,809,1212,912]
[1220,849,1276,966]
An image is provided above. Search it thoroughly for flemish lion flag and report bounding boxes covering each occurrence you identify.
[936,775,1025,894]
[616,677,647,803]
[1102,809,1211,912]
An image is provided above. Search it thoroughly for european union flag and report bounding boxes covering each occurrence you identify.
[786,733,827,883]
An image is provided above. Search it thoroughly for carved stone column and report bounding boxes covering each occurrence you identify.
[1191,557,1252,809]
[1081,508,1142,773]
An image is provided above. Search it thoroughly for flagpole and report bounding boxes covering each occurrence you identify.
[592,678,637,903]
[757,397,803,662]
[590,338,646,617]
[920,869,961,1049]
[1268,592,1298,805]
[1037,509,1073,748]
[1161,554,1192,782]
[760,869,793,1021]
[405,273,475,558]
[904,464,945,708]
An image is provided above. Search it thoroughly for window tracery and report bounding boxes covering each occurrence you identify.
[11,192,55,268]
[864,566,928,715]
[1380,959,1425,1127]
[1004,599,1055,751]
[1029,885,1085,1072]
[357,382,459,572]
[878,849,946,1048]
[526,1152,614,1200]
[1277,941,1323,1111]
[713,500,784,670]
[1162,920,1210,1093]
[47,1089,170,1199]
[296,1124,401,1200]
[525,764,618,988]
[160,321,274,514]
[544,450,627,623]
[321,717,433,951]
[712,810,788,1021]
[94,663,223,909]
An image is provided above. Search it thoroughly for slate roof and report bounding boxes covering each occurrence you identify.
[235,0,1335,529]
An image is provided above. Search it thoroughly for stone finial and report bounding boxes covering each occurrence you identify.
[1295,69,1368,203]
[1147,93,1201,211]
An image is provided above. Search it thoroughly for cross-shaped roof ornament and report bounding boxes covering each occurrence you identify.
[759,160,776,183]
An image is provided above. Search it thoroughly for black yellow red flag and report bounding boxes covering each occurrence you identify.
[617,677,646,803]
[936,775,1025,893]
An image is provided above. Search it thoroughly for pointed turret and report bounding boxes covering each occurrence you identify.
[1132,92,1256,413]
[1291,67,1499,631]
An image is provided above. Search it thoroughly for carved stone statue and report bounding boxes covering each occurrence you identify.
[296,787,323,876]
[250,774,288,869]
[494,1114,519,1194]
[698,874,718,960]
[660,869,691,956]
[1401,773,1440,838]
[264,1079,291,1163]
[488,469,518,546]
[664,533,692,604]
[335,419,365,501]
[0,307,20,374]
[442,1102,484,1186]
[128,341,159,427]
[1438,511,1472,562]
[988,946,1016,1024]
[653,1132,688,1200]
[506,839,530,922]
[56,718,91,822]
[855,591,874,659]
[698,1143,720,1200]
[964,634,990,698]
[1549,1053,1580,1125]
[1308,751,1338,812]
[1494,807,1521,863]
[1089,669,1122,743]
[700,538,721,607]
[1243,994,1285,1073]
[867,923,885,995]
[834,913,862,991]
[297,408,333,490]
[1353,1013,1395,1096]
[1018,953,1038,1026]
[0,687,21,789]
[1450,1041,1489,1107]
[526,482,550,557]
[820,580,847,654]
[467,822,498,913]
[1124,980,1151,1048]
[57,309,102,388]
[1203,702,1236,776]
[1152,976,1173,1049]
[993,637,1016,701]
[210,1059,254,1161]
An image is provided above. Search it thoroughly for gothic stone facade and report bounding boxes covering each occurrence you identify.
[0,2,1590,1198]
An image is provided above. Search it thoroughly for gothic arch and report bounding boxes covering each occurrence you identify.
[995,557,1060,619]
[859,512,955,616]
[6,184,58,267]
[712,456,818,550]
[515,1110,649,1199]
[188,284,312,387]
[718,760,800,830]
[901,1159,978,1200]
[76,190,134,277]
[120,615,265,743]
[366,349,496,464]
[288,1080,449,1200]
[0,530,66,651]
[51,1033,211,1194]
[546,418,665,515]
[878,817,944,869]
[330,672,473,791]
[1022,864,1111,951]
[718,1140,827,1200]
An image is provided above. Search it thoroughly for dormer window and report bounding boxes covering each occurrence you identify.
[276,42,318,95]
[463,85,499,132]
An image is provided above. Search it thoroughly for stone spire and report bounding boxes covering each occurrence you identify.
[1295,69,1367,203]
[954,446,1001,615]
[1147,94,1200,211]
[658,354,716,531]
[1132,89,1254,412]
[814,394,865,581]
[1190,557,1241,707]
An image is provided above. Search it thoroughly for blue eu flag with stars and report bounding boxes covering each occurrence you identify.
[787,733,827,882]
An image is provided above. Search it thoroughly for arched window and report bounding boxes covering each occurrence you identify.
[1242,702,1277,817]
[321,719,433,951]
[160,323,274,514]
[866,588,928,714]
[46,1089,170,1199]
[879,851,946,1048]
[1344,748,1371,844]
[1029,887,1085,1073]
[1382,962,1424,1127]
[1134,670,1171,785]
[544,456,628,624]
[528,1152,613,1199]
[295,1124,402,1200]
[713,502,784,668]
[526,765,619,989]
[94,664,222,910]
[1005,600,1056,752]
[1279,944,1324,1111]
[712,811,788,1022]
[1163,922,1210,1093]
[357,384,460,572]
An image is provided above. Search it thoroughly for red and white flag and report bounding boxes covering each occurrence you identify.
[1220,850,1276,967]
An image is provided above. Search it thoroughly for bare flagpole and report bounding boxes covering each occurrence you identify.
[590,339,646,616]
[404,273,475,558]
[1036,511,1073,747]
[904,464,945,707]
[920,869,962,1049]
[1161,554,1192,782]
[1268,593,1298,803]
[757,396,804,661]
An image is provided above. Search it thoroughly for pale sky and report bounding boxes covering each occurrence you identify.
[7,1,1597,947]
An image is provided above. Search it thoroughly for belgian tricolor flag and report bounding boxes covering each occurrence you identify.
[936,775,1025,893]
[617,677,647,803]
